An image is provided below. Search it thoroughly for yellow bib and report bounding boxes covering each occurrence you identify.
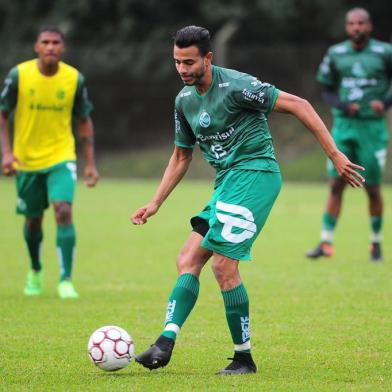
[14,59,78,171]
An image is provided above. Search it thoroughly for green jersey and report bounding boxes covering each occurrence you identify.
[317,39,392,119]
[174,66,280,184]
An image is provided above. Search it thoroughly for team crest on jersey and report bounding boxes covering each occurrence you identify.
[199,111,211,128]
[56,89,65,99]
[352,62,366,78]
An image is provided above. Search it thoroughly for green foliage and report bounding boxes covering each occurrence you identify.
[1,178,392,391]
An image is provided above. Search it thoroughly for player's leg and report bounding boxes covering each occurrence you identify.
[23,216,44,296]
[201,170,281,375]
[357,119,388,262]
[16,171,47,296]
[307,120,353,259]
[211,253,256,375]
[135,230,212,370]
[48,161,78,298]
[365,185,383,261]
[306,177,346,258]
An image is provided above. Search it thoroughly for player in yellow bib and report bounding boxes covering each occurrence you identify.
[0,26,99,298]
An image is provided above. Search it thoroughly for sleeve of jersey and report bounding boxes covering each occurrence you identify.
[174,104,195,149]
[316,50,336,87]
[72,73,94,119]
[231,75,279,114]
[0,68,18,113]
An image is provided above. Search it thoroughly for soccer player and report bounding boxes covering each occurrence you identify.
[306,8,392,261]
[131,26,364,375]
[0,26,99,298]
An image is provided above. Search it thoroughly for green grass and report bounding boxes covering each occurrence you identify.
[0,177,391,391]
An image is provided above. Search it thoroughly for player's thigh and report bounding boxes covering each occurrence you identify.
[357,120,388,186]
[177,231,212,276]
[15,171,48,217]
[202,170,282,261]
[328,121,356,178]
[47,161,77,203]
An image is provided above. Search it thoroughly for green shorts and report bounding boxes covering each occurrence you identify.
[15,161,77,217]
[327,117,389,185]
[191,169,282,261]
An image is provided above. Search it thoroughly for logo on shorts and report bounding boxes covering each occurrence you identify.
[17,198,27,212]
[199,111,211,128]
[216,201,257,243]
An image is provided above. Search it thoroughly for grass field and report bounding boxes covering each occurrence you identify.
[0,177,391,391]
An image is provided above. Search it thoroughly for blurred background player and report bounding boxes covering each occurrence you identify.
[306,8,392,262]
[131,26,364,375]
[0,26,99,298]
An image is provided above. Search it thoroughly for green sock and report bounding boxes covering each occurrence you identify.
[222,283,251,353]
[23,224,43,272]
[321,212,337,243]
[370,216,383,242]
[56,224,76,281]
[162,273,200,341]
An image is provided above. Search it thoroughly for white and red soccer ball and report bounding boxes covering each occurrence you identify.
[88,325,135,371]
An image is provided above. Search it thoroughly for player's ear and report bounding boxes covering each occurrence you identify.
[205,51,213,65]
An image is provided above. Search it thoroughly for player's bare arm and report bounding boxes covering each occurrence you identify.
[273,91,365,188]
[131,146,193,225]
[77,116,99,187]
[0,111,18,176]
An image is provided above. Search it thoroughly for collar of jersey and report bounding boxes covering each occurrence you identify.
[193,65,217,99]
[347,38,373,54]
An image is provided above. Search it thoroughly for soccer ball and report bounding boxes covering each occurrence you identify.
[88,325,135,371]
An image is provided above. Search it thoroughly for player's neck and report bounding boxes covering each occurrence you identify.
[37,59,60,76]
[195,67,213,96]
[351,37,370,51]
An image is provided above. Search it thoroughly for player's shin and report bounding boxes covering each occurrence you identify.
[162,273,200,341]
[221,283,251,353]
[23,223,43,271]
[56,223,76,280]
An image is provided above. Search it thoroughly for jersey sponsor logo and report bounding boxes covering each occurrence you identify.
[165,300,176,323]
[180,91,192,98]
[240,316,250,342]
[199,111,211,128]
[29,103,65,112]
[242,88,265,103]
[341,77,377,88]
[197,126,235,142]
[218,82,230,88]
[216,201,257,243]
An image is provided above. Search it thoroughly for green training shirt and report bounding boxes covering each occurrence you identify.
[317,39,392,119]
[174,66,280,184]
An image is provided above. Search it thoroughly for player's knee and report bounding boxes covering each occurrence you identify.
[26,217,43,230]
[366,186,381,201]
[330,180,345,197]
[54,202,72,224]
[211,258,238,287]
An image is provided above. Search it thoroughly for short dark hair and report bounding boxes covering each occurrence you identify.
[174,26,211,56]
[37,25,65,41]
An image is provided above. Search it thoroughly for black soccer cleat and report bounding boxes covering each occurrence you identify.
[370,242,383,262]
[135,335,175,370]
[216,352,257,375]
[306,242,334,259]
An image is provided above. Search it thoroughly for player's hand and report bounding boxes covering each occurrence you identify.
[131,202,160,225]
[345,103,360,116]
[370,100,385,115]
[331,150,365,188]
[84,164,99,187]
[1,152,18,176]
